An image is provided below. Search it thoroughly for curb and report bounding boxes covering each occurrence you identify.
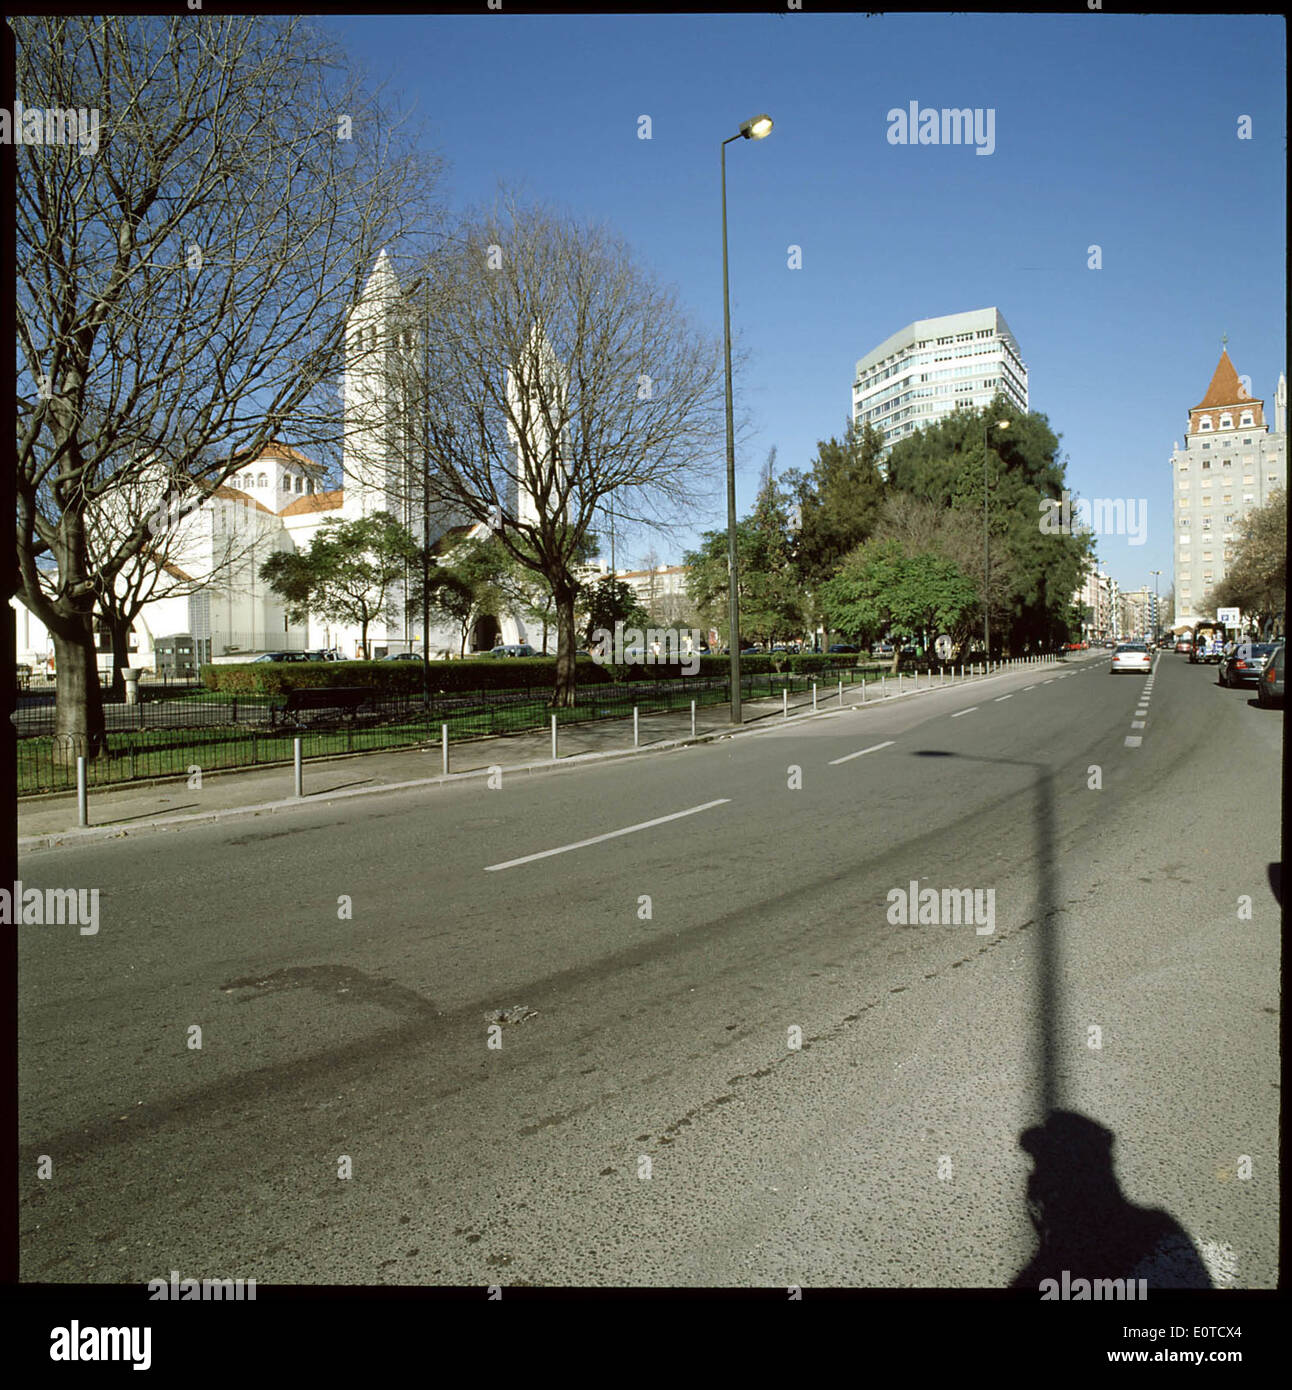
[18,662,1065,851]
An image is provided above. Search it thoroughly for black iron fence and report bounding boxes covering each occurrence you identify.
[14,654,1038,796]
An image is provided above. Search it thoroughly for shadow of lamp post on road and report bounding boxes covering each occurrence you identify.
[911,748,1213,1291]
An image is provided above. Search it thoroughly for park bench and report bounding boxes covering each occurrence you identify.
[270,686,370,729]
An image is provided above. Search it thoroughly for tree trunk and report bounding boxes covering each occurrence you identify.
[52,623,108,764]
[359,620,369,660]
[105,611,132,702]
[552,580,578,707]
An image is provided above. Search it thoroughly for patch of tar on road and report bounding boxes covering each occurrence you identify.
[220,963,439,1021]
[632,914,1035,1159]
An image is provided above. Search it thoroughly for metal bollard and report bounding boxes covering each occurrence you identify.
[783,688,788,719]
[294,738,303,797]
[551,713,558,760]
[76,755,88,827]
[838,679,844,706]
[881,676,886,698]
[691,699,696,738]
[634,705,639,747]
[442,723,449,775]
[898,672,903,695]
[812,683,817,712]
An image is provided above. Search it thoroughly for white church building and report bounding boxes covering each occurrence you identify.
[15,252,560,675]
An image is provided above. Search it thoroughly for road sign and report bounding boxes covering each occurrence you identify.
[934,634,954,660]
[1217,607,1241,626]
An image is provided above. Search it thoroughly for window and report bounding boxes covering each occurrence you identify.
[257,473,267,488]
[306,479,314,494]
[1202,442,1210,449]
[1241,411,1254,426]
[1220,413,1233,428]
[1199,418,1212,431]
[283,475,291,490]
[295,477,304,493]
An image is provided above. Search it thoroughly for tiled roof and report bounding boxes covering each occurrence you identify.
[251,440,327,474]
[211,485,275,514]
[1193,351,1251,410]
[279,488,344,516]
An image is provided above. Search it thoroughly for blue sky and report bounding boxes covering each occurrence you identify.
[325,11,1286,597]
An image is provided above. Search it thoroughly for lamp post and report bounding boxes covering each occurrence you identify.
[722,112,773,724]
[983,417,1010,660]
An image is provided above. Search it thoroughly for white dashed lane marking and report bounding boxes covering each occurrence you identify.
[484,799,731,871]
[829,740,895,766]
[951,707,978,718]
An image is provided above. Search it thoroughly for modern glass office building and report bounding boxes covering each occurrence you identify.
[852,307,1028,462]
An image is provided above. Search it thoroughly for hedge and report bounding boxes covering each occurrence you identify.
[195,651,850,695]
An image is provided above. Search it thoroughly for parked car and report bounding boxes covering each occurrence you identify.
[1218,642,1278,688]
[1257,644,1284,707]
[488,644,539,658]
[305,649,345,662]
[251,651,310,663]
[1174,639,1192,654]
[872,642,895,657]
[380,651,423,661]
[828,643,859,654]
[1110,641,1151,675]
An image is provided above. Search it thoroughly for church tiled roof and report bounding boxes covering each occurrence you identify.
[211,485,275,514]
[280,488,344,517]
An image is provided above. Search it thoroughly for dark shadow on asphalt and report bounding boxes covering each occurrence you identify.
[100,802,201,824]
[1267,863,1282,906]
[912,747,1213,1291]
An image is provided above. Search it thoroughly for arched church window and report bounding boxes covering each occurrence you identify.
[295,477,304,492]
[283,475,291,490]
[306,479,314,494]
[258,473,268,487]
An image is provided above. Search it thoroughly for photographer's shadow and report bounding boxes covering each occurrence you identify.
[1011,1109,1213,1289]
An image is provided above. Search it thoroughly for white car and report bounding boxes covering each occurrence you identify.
[1110,642,1151,674]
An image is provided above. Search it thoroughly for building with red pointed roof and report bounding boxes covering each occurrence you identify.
[1170,348,1286,626]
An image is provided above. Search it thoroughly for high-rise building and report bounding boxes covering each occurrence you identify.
[1169,350,1286,627]
[852,307,1028,461]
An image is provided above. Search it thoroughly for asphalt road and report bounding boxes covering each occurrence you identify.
[17,651,1281,1288]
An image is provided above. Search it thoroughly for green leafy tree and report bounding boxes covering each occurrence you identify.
[820,537,979,654]
[885,400,1092,654]
[783,419,887,648]
[581,576,651,643]
[261,511,420,659]
[741,451,806,646]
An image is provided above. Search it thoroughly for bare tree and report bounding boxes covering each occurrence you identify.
[357,196,725,706]
[14,14,440,756]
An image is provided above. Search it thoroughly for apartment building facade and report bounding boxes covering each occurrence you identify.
[852,307,1029,463]
[1169,350,1286,627]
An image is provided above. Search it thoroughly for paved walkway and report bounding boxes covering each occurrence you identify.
[17,661,1063,846]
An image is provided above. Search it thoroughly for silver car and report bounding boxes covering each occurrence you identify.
[1110,642,1151,674]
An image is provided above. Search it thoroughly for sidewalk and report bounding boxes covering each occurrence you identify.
[17,660,1062,848]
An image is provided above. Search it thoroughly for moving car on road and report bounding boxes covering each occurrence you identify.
[1218,642,1278,688]
[1110,641,1151,675]
[1257,644,1284,707]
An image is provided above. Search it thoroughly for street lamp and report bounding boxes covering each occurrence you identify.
[722,112,773,724]
[983,417,1010,659]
